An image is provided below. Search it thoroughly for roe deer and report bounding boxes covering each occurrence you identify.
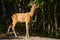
[7,1,39,38]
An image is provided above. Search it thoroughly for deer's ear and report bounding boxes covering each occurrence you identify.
[30,1,34,6]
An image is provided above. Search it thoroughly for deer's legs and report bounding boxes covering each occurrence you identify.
[7,25,12,33]
[26,23,29,38]
[12,21,17,37]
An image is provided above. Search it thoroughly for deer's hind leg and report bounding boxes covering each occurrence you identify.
[12,20,17,37]
[7,25,12,33]
[11,18,17,37]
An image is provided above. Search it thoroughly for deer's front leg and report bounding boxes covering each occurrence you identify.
[26,23,29,38]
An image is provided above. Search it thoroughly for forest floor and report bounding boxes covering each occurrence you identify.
[0,36,59,40]
[0,32,59,40]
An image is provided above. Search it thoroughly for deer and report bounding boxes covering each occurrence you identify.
[7,1,39,38]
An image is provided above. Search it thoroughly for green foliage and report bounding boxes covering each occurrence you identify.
[34,0,46,9]
[50,0,54,3]
[28,3,31,7]
[6,0,13,2]
[27,0,46,9]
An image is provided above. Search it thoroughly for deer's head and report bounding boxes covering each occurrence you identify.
[30,1,39,9]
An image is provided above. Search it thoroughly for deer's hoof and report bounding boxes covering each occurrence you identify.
[7,32,9,34]
[15,35,18,38]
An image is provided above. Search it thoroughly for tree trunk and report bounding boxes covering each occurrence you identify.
[54,0,58,35]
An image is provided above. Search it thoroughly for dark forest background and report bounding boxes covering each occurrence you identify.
[0,0,60,39]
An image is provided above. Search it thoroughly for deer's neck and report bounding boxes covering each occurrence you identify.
[29,7,36,17]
